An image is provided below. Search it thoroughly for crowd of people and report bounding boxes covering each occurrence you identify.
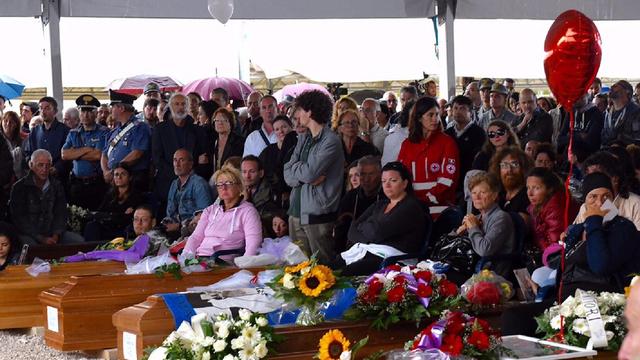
[1,77,640,304]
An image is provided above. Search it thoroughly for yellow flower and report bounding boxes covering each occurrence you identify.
[285,260,311,274]
[110,237,125,245]
[318,329,350,360]
[298,265,335,297]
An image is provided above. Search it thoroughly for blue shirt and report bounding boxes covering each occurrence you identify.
[103,116,151,171]
[24,120,70,173]
[166,173,213,221]
[62,125,109,177]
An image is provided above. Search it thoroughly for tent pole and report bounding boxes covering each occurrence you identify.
[438,0,455,100]
[42,0,64,106]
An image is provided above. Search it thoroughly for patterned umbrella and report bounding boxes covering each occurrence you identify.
[273,83,331,102]
[107,74,182,95]
[0,75,25,100]
[182,77,255,104]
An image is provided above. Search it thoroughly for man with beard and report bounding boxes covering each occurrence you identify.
[96,104,110,127]
[152,93,206,217]
[489,146,532,222]
[601,80,640,146]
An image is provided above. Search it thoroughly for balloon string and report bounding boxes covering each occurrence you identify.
[558,107,575,343]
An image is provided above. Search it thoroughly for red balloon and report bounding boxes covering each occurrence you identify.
[544,10,602,109]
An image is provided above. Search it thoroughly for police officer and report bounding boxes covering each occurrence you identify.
[100,90,151,192]
[61,94,110,210]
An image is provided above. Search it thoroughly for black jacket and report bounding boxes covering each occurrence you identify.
[445,123,486,187]
[557,105,604,155]
[514,108,553,146]
[347,195,428,253]
[152,116,206,199]
[9,171,68,241]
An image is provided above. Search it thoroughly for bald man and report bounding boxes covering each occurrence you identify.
[513,88,552,147]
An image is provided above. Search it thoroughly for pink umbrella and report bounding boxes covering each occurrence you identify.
[273,83,331,102]
[107,74,182,95]
[182,77,255,104]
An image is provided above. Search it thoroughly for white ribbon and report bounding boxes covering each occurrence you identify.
[576,289,608,349]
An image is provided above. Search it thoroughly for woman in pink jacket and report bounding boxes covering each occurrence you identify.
[184,166,263,262]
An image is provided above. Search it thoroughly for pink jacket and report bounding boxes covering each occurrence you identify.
[184,200,263,258]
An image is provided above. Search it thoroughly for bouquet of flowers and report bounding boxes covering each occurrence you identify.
[67,204,90,233]
[96,237,135,251]
[406,311,508,360]
[315,329,372,360]
[460,270,513,306]
[535,291,627,351]
[145,309,281,360]
[345,263,461,330]
[267,258,351,325]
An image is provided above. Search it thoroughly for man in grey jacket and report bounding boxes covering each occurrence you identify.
[284,90,345,265]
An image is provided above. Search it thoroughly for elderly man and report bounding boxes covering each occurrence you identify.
[464,81,482,123]
[602,80,640,146]
[242,91,263,138]
[63,107,80,129]
[101,90,151,191]
[163,149,212,233]
[62,94,109,210]
[478,83,519,129]
[360,98,388,153]
[284,90,345,265]
[9,149,84,245]
[152,93,206,216]
[382,91,398,116]
[513,88,553,146]
[243,95,278,157]
[24,96,70,178]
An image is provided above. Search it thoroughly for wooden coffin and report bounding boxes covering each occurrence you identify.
[112,294,422,360]
[113,296,620,360]
[0,261,125,329]
[39,267,260,352]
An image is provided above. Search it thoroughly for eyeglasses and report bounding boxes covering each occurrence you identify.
[215,181,237,189]
[499,161,520,170]
[487,129,507,139]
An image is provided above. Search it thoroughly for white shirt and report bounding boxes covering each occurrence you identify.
[242,124,277,157]
[369,123,389,154]
[381,125,409,166]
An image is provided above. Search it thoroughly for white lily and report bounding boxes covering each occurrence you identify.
[147,346,168,360]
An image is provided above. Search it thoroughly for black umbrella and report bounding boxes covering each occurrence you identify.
[348,89,385,104]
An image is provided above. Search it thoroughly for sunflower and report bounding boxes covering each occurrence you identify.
[318,329,350,360]
[285,260,311,274]
[298,265,335,297]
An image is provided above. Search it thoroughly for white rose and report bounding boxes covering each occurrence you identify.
[217,321,231,339]
[558,304,573,318]
[340,350,352,360]
[256,317,268,327]
[550,315,562,330]
[202,352,211,360]
[213,339,227,352]
[282,273,296,289]
[231,336,245,350]
[239,309,252,321]
[574,304,587,318]
[148,347,168,360]
[255,341,268,358]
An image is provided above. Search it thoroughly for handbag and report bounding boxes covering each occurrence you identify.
[429,233,479,276]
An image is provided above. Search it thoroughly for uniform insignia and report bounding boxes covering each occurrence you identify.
[446,164,456,174]
[430,163,440,173]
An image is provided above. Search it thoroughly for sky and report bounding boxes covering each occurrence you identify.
[0,16,638,90]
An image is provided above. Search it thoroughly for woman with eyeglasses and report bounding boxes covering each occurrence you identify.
[397,96,459,220]
[472,120,520,171]
[184,166,262,263]
[335,161,429,275]
[338,109,379,169]
[83,163,145,242]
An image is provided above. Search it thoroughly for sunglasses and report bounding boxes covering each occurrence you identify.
[487,129,507,139]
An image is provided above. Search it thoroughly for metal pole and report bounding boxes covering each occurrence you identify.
[42,0,63,105]
[438,0,456,99]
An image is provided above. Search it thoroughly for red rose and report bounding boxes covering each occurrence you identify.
[466,281,501,305]
[368,279,383,294]
[440,334,463,355]
[394,275,407,285]
[473,318,492,332]
[417,283,433,298]
[387,285,405,303]
[414,270,433,283]
[446,318,465,335]
[386,264,402,272]
[438,279,458,297]
[468,330,491,350]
